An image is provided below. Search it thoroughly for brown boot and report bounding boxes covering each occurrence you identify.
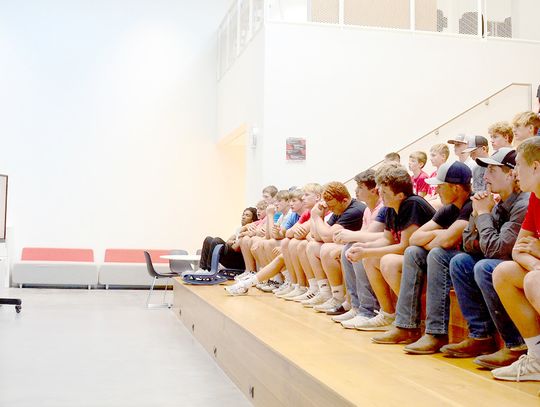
[404,333,449,355]
[474,347,528,370]
[371,327,421,345]
[440,337,498,358]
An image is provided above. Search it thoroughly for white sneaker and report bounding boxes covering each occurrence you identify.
[492,354,540,382]
[273,281,291,295]
[282,286,307,300]
[341,315,370,329]
[234,270,250,281]
[313,297,342,313]
[239,271,256,281]
[354,310,395,331]
[260,280,281,293]
[332,308,358,323]
[302,292,331,308]
[292,289,317,302]
[275,285,296,298]
[255,282,266,290]
[224,283,248,296]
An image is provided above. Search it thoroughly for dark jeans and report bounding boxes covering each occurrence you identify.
[449,253,524,348]
[199,236,245,271]
[395,246,460,335]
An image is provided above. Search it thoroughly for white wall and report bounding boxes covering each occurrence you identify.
[251,22,540,193]
[0,0,242,263]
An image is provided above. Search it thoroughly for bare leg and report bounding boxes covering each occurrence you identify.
[239,236,256,272]
[494,261,540,338]
[281,238,297,284]
[380,254,404,295]
[289,239,307,286]
[321,243,344,287]
[306,241,325,280]
[363,257,395,313]
[297,240,314,280]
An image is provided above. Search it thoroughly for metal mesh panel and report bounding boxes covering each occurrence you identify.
[344,0,410,29]
[485,0,512,39]
[416,0,479,35]
[309,0,339,24]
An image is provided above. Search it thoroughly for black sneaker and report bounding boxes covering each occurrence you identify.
[326,305,347,316]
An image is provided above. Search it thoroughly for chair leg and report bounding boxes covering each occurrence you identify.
[162,281,168,303]
[146,277,157,308]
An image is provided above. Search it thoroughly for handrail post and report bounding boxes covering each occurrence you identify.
[410,0,415,32]
[477,0,483,38]
[339,0,344,25]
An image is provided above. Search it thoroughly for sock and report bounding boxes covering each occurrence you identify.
[283,270,291,281]
[331,285,345,301]
[380,309,395,318]
[273,274,283,284]
[308,278,318,292]
[317,279,331,295]
[524,335,540,359]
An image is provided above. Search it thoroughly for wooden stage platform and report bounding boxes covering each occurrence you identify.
[172,278,539,406]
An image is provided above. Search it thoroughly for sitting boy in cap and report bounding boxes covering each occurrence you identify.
[462,135,489,192]
[440,147,529,368]
[372,161,473,351]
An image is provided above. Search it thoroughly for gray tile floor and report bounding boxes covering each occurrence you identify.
[0,288,250,407]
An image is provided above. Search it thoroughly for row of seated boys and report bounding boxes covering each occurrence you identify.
[216,110,540,383]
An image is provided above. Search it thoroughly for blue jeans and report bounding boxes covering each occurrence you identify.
[425,247,461,335]
[341,243,378,318]
[450,253,525,348]
[395,246,459,334]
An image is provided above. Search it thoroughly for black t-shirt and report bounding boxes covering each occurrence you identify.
[385,195,435,243]
[432,199,473,229]
[328,199,366,231]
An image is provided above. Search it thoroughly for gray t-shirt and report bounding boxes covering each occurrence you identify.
[472,164,486,192]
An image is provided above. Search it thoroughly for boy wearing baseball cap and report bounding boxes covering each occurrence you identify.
[441,148,529,369]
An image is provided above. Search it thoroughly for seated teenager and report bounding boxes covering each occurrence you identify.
[488,121,514,152]
[199,207,258,271]
[491,138,540,381]
[332,169,385,326]
[441,148,528,367]
[409,151,429,197]
[462,135,489,193]
[276,184,323,299]
[512,111,540,148]
[236,200,268,278]
[251,190,291,269]
[346,163,435,331]
[425,143,450,209]
[372,161,472,352]
[303,182,365,313]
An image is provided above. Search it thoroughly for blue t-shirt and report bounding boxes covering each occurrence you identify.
[273,212,282,223]
[375,207,388,224]
[282,212,300,230]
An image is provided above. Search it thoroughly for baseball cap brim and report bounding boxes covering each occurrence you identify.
[447,139,467,145]
[462,146,478,153]
[425,177,444,186]
[476,157,504,167]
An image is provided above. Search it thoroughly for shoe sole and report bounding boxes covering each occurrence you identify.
[442,349,495,358]
[355,325,392,332]
[492,373,540,382]
[403,348,442,355]
[371,337,419,345]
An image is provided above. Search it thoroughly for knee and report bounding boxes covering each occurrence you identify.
[524,270,540,301]
[449,253,470,278]
[492,261,515,291]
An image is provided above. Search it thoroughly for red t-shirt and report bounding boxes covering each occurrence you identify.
[412,171,429,195]
[298,210,311,224]
[427,170,438,196]
[522,193,540,237]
